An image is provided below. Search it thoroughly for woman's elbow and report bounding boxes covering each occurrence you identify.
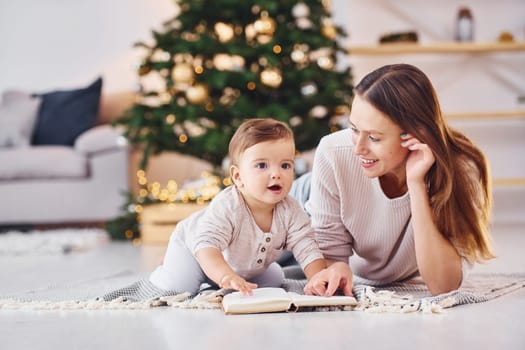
[427,270,462,296]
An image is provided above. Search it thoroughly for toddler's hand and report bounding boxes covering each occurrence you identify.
[220,273,258,296]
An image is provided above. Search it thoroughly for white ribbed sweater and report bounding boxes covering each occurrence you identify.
[305,129,419,285]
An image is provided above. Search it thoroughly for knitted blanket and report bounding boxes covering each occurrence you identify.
[1,270,524,313]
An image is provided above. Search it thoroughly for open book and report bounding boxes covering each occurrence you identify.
[221,287,357,315]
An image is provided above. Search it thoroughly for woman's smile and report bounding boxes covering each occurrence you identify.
[360,157,378,169]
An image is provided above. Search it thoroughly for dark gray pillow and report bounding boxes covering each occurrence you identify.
[32,77,103,146]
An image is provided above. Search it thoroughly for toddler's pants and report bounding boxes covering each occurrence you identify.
[149,237,284,294]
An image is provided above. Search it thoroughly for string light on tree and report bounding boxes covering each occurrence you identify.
[301,82,318,96]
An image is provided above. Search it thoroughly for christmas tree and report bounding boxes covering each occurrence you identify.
[108,0,353,240]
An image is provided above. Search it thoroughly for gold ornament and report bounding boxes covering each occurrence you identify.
[310,105,328,118]
[291,45,308,63]
[150,49,171,62]
[214,22,235,43]
[321,23,337,40]
[171,63,194,84]
[213,54,232,71]
[213,54,245,71]
[290,116,303,126]
[183,120,206,137]
[260,68,282,88]
[230,56,245,71]
[256,35,273,44]
[138,65,151,76]
[159,92,172,104]
[186,83,209,104]
[296,18,313,30]
[245,23,256,41]
[317,56,335,70]
[335,105,350,116]
[196,23,206,34]
[254,12,276,36]
[292,3,310,18]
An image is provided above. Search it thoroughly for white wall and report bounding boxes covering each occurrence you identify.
[333,0,525,113]
[1,0,523,221]
[0,0,177,93]
[2,0,522,109]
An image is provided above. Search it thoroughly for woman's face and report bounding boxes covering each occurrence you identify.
[349,94,410,181]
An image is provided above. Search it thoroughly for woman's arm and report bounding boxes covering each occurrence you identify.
[303,134,355,296]
[408,181,462,295]
[195,247,257,295]
[403,135,462,295]
[302,258,326,280]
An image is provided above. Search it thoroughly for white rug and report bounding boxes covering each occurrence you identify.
[0,228,109,255]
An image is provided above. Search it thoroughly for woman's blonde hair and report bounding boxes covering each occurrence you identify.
[355,63,495,263]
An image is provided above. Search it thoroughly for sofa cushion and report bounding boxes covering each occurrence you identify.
[0,91,42,148]
[0,146,88,180]
[32,77,103,146]
[75,125,127,155]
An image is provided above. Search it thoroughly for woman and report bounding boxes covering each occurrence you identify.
[304,63,495,296]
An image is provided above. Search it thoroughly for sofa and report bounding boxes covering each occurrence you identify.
[0,78,130,226]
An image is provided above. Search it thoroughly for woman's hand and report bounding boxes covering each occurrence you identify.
[401,133,436,183]
[219,273,258,296]
[304,262,353,296]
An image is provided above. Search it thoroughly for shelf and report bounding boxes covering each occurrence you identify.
[493,178,525,187]
[444,110,525,120]
[347,42,525,55]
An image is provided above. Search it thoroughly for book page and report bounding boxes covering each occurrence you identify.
[221,288,358,314]
[222,287,292,314]
[287,292,357,308]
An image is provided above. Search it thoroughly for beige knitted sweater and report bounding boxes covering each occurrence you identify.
[306,129,419,285]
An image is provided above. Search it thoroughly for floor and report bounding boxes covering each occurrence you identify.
[1,222,524,350]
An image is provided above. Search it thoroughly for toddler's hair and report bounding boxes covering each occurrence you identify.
[229,118,294,166]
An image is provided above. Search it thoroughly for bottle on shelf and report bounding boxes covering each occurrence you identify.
[455,7,474,42]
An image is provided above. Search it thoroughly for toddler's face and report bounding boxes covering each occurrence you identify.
[232,138,295,208]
